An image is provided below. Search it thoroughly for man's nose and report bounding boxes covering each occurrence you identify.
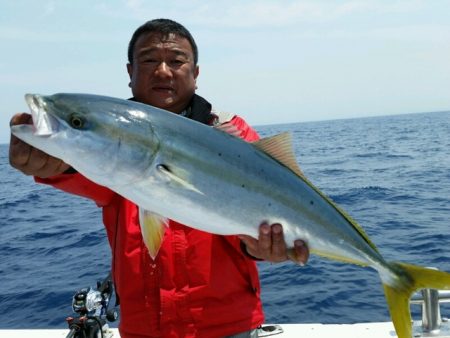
[155,62,172,78]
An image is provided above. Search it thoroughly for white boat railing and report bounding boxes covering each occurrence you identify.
[411,289,450,337]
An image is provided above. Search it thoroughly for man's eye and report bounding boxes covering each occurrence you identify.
[170,59,185,66]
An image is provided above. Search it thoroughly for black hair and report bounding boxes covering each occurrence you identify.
[128,18,198,65]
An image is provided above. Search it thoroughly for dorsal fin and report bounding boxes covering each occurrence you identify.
[254,132,378,252]
[253,132,304,177]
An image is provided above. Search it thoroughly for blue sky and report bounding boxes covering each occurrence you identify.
[1,0,450,144]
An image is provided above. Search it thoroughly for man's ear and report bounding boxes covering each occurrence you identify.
[127,63,133,88]
[194,65,199,80]
[127,63,133,79]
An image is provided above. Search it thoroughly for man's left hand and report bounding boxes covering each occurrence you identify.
[239,223,309,265]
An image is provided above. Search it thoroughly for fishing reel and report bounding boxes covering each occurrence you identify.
[72,287,103,315]
[65,273,118,338]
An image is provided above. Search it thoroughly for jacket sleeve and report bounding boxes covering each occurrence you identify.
[229,115,260,142]
[35,172,115,207]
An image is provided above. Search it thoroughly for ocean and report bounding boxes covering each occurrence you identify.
[1,111,450,329]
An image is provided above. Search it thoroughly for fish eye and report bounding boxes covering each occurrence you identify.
[69,115,85,129]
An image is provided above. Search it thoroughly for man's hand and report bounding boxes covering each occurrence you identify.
[239,223,309,265]
[9,113,70,178]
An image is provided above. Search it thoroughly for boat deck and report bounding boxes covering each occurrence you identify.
[0,322,400,338]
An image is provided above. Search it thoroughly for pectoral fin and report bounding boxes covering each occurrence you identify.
[139,208,168,259]
[156,164,204,195]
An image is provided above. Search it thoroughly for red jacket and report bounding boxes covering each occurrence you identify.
[37,115,264,338]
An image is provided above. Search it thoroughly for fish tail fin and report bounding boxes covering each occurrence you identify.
[139,208,168,259]
[382,262,450,338]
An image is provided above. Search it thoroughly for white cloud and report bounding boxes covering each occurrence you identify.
[367,24,450,42]
[297,23,450,43]
[124,0,144,12]
[0,24,129,43]
[42,1,56,17]
[117,0,426,27]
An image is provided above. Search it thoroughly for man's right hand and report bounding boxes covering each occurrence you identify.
[9,113,70,178]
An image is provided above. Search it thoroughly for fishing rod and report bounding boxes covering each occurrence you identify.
[65,272,118,338]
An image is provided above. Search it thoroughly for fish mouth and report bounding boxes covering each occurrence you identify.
[25,94,59,136]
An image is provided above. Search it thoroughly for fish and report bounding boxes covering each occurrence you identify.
[11,93,450,338]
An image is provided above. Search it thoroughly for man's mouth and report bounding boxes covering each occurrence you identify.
[152,85,175,93]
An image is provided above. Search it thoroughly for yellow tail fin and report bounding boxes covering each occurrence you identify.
[383,263,450,338]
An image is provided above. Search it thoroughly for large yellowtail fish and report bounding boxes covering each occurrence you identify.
[11,93,450,338]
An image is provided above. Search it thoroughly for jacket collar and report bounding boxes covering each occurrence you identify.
[184,94,213,124]
[129,94,213,125]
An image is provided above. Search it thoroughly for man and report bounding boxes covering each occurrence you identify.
[9,19,308,338]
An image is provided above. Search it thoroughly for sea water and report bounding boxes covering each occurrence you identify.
[1,111,449,328]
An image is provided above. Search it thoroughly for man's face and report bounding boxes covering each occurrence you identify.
[127,32,199,113]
